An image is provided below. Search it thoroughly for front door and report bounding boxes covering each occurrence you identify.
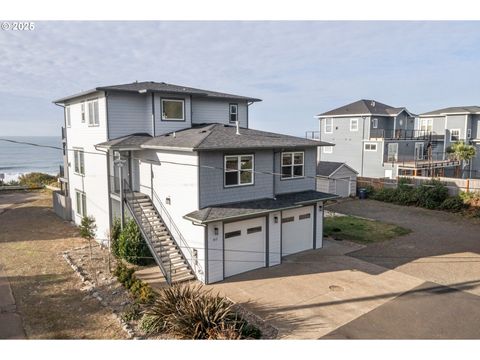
[387,143,398,162]
[415,142,424,160]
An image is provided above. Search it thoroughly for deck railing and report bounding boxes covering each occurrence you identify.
[370,129,444,141]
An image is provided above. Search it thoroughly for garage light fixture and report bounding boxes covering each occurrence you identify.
[214,227,219,235]
[274,216,279,223]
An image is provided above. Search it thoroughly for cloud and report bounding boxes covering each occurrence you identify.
[1,21,480,136]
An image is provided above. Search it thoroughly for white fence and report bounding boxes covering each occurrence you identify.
[399,175,480,196]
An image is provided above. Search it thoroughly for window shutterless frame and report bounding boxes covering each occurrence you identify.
[350,118,359,131]
[73,148,85,175]
[323,146,333,154]
[75,190,86,217]
[372,118,378,129]
[224,154,254,187]
[229,103,238,123]
[281,151,304,180]
[364,143,377,151]
[324,118,333,134]
[81,103,85,123]
[87,100,100,127]
[450,129,460,142]
[161,98,185,121]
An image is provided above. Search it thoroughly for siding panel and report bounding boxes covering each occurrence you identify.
[192,98,248,127]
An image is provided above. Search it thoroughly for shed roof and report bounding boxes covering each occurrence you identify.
[317,161,358,177]
[184,190,338,224]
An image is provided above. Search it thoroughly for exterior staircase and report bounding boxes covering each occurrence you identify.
[124,190,196,284]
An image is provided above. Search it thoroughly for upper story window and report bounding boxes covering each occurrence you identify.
[420,118,433,132]
[162,99,185,121]
[450,129,460,142]
[281,151,304,179]
[75,190,87,217]
[65,106,71,127]
[323,146,333,154]
[224,155,254,187]
[74,148,85,175]
[229,104,238,123]
[87,100,99,126]
[324,118,333,134]
[350,118,359,131]
[81,103,86,123]
[372,118,378,129]
[364,143,377,151]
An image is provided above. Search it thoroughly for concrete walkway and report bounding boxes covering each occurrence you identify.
[0,264,25,339]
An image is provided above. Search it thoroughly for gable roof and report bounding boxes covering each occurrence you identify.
[317,99,415,118]
[316,161,358,177]
[53,81,261,104]
[141,123,332,151]
[419,106,480,117]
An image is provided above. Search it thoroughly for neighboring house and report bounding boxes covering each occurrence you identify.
[418,106,480,178]
[316,161,357,197]
[53,81,336,284]
[308,99,460,178]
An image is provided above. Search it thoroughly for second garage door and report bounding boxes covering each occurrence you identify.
[224,217,266,278]
[282,206,314,256]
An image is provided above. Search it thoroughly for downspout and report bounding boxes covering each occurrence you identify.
[272,150,276,199]
[105,91,113,231]
[151,93,155,136]
[360,116,366,176]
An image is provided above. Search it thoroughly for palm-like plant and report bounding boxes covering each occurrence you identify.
[446,141,476,177]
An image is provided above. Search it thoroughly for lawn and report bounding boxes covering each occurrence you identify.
[324,215,411,244]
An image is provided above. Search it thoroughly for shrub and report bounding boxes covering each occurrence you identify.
[121,303,142,322]
[113,262,156,304]
[460,191,480,208]
[18,172,57,188]
[110,218,122,258]
[141,283,260,339]
[439,196,466,212]
[414,180,449,209]
[372,188,397,202]
[117,219,152,265]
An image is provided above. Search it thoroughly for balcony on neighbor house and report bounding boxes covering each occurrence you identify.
[305,131,321,141]
[386,152,461,171]
[370,129,444,142]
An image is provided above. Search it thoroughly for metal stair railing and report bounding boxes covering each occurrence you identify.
[151,189,203,277]
[123,180,173,284]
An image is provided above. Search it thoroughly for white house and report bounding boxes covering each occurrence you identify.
[54,81,336,284]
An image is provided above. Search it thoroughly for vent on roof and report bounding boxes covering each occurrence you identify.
[371,101,376,107]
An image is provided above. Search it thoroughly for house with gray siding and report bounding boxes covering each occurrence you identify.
[308,99,460,179]
[53,81,336,285]
[418,106,480,178]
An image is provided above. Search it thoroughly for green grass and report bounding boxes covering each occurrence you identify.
[324,215,411,244]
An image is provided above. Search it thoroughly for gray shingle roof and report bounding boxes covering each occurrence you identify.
[142,123,332,151]
[54,81,261,103]
[419,106,480,117]
[316,161,358,177]
[318,99,414,117]
[96,133,152,149]
[184,190,338,224]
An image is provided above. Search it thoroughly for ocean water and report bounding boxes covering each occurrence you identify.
[0,136,63,182]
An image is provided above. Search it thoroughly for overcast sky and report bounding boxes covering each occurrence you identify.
[2,21,480,137]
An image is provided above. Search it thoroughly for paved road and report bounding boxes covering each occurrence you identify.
[323,199,480,338]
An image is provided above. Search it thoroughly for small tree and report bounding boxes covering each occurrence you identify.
[447,141,476,178]
[79,216,97,282]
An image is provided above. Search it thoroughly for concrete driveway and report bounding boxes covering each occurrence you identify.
[208,199,480,339]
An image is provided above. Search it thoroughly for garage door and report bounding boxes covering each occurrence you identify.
[224,217,266,278]
[282,206,314,256]
[335,177,351,197]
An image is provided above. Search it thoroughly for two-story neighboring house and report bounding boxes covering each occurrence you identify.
[309,99,459,179]
[418,106,480,178]
[53,81,335,284]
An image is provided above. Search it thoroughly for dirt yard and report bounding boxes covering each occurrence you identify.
[0,190,127,339]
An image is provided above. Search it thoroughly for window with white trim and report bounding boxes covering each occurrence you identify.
[229,104,238,123]
[224,155,254,187]
[87,100,99,126]
[281,151,304,179]
[450,129,460,142]
[75,190,87,217]
[162,99,184,121]
[323,146,333,154]
[65,106,71,127]
[420,118,433,132]
[364,143,377,151]
[324,118,333,133]
[350,118,359,131]
[372,118,378,129]
[81,103,85,123]
[74,149,85,175]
